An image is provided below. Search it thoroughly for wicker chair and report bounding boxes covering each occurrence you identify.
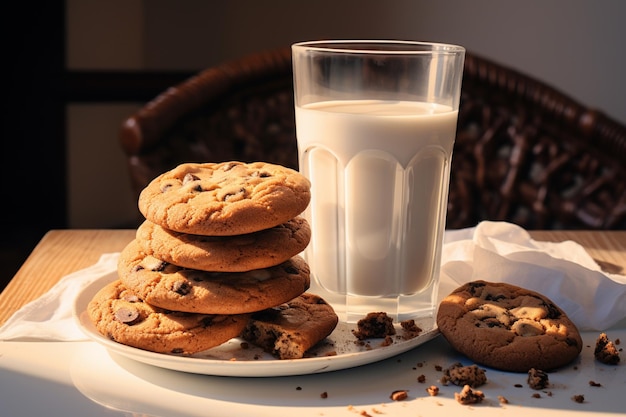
[119,47,626,230]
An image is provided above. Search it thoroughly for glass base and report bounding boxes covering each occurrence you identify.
[309,276,439,323]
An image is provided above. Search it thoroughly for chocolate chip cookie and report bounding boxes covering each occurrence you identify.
[241,293,339,359]
[135,216,311,272]
[138,161,311,236]
[118,240,310,315]
[436,280,583,372]
[87,279,250,355]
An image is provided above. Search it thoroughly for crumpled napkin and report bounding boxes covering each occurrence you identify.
[0,221,624,342]
[440,221,626,330]
[0,253,119,341]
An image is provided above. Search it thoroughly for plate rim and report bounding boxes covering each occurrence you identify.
[72,272,440,377]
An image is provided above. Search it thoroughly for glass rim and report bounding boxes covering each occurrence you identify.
[292,39,465,55]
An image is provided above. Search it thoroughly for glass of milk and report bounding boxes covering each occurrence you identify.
[292,40,465,323]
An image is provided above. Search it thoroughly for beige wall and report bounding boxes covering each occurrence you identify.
[66,0,626,228]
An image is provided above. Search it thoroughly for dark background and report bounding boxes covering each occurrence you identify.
[1,2,187,289]
[2,2,66,288]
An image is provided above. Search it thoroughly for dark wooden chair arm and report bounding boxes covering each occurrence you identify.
[120,47,626,230]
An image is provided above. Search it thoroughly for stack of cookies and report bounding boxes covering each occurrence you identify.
[87,161,338,359]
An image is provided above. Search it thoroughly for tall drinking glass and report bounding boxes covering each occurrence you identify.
[292,40,465,323]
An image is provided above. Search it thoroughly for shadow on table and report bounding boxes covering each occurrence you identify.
[70,334,625,416]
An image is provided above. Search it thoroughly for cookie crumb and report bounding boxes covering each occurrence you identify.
[532,393,541,399]
[381,335,394,346]
[527,368,550,390]
[417,374,426,383]
[589,380,602,387]
[454,385,484,405]
[390,390,408,401]
[595,333,620,364]
[498,395,509,404]
[400,319,422,339]
[426,385,439,396]
[441,363,487,387]
[320,391,328,399]
[572,394,585,403]
[352,312,395,340]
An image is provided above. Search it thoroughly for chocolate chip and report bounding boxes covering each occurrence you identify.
[122,293,139,303]
[143,257,168,272]
[160,183,174,193]
[223,187,246,201]
[467,282,486,295]
[172,280,191,296]
[182,173,200,184]
[485,293,506,301]
[179,173,203,192]
[115,307,139,324]
[221,162,241,171]
[482,317,507,328]
[154,261,168,272]
[543,301,562,319]
[251,170,271,178]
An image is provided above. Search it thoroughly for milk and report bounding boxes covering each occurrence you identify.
[296,100,457,297]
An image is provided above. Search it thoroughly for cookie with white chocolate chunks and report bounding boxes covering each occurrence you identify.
[436,280,583,372]
[118,239,310,315]
[135,216,311,272]
[87,279,250,355]
[241,293,339,359]
[138,161,311,236]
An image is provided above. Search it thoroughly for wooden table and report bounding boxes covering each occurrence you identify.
[1,229,625,327]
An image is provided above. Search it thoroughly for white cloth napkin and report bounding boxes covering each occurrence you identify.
[439,221,626,330]
[0,253,119,341]
[1,221,625,342]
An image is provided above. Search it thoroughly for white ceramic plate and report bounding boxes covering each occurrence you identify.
[73,272,440,377]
